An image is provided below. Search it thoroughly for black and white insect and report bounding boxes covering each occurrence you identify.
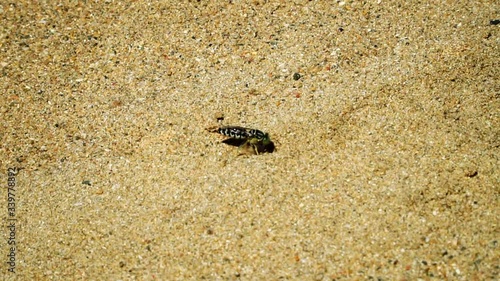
[207,126,275,155]
[217,126,268,141]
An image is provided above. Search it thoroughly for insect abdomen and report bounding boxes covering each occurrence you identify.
[217,126,267,140]
[218,126,250,139]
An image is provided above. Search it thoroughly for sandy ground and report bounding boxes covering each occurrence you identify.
[1,1,499,280]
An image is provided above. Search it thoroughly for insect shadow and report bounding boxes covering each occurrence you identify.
[222,138,276,154]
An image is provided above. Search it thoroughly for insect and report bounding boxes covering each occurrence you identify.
[207,126,275,155]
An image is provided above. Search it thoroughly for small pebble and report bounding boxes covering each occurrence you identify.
[214,111,224,121]
[465,169,478,178]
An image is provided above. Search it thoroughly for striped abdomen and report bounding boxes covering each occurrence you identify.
[218,126,267,140]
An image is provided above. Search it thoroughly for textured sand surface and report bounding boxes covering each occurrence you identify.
[1,1,499,280]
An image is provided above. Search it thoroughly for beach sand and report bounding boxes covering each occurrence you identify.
[1,1,498,279]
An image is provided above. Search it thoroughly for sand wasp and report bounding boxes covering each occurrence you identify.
[207,126,275,155]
